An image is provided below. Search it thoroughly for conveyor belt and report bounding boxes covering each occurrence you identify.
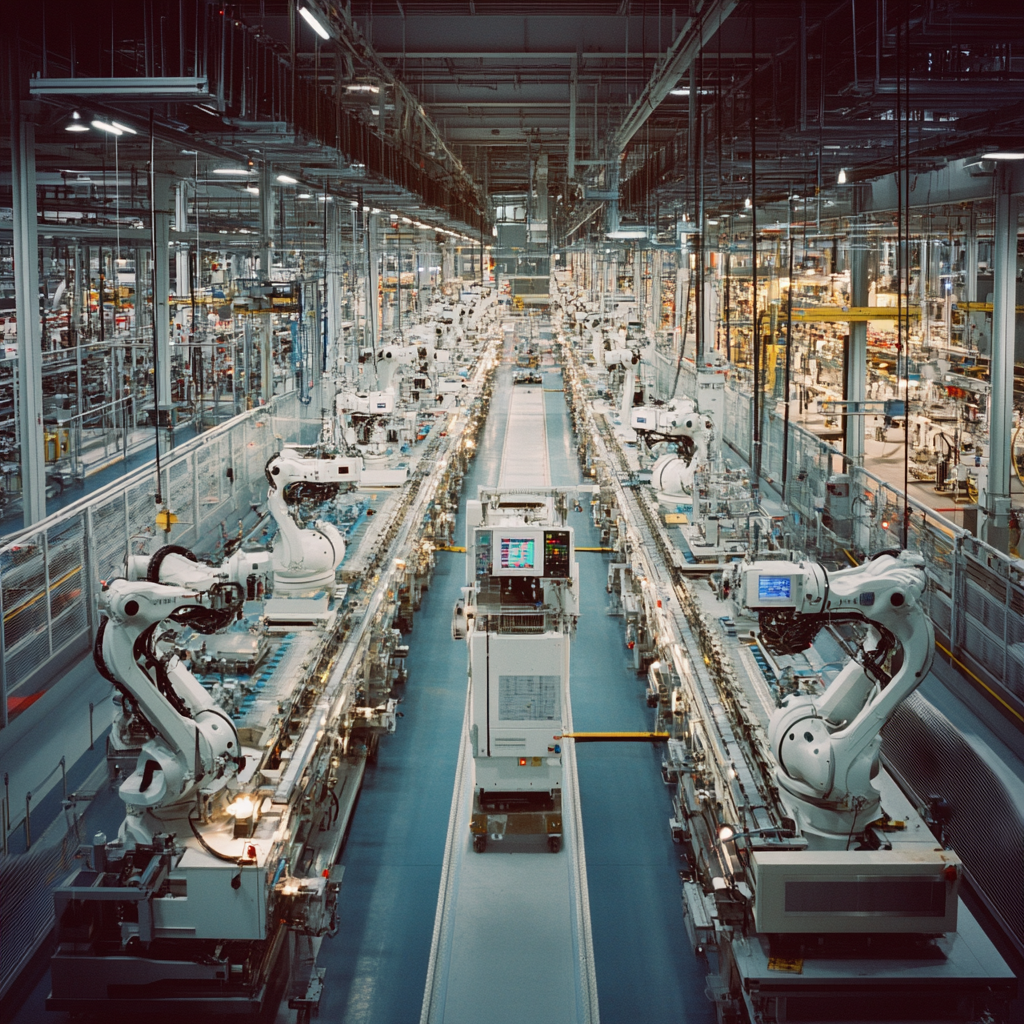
[421,379,598,1024]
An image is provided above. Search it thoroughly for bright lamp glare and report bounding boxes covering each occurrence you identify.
[837,168,848,184]
[718,825,735,842]
[213,168,253,175]
[91,120,122,135]
[277,174,298,183]
[227,796,254,818]
[981,151,1024,160]
[65,123,90,132]
[298,6,330,39]
[110,121,137,135]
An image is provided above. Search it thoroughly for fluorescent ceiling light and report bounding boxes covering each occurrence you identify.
[981,151,1024,160]
[346,84,380,94]
[297,193,312,199]
[245,186,260,194]
[837,168,848,184]
[606,230,648,239]
[65,122,90,132]
[298,6,331,40]
[669,87,711,96]
[110,120,137,135]
[707,219,719,225]
[213,167,253,175]
[277,174,298,184]
[91,120,122,135]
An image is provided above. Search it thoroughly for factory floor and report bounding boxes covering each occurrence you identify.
[307,360,714,1023]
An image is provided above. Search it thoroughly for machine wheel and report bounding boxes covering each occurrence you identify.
[548,836,561,853]
[473,835,487,853]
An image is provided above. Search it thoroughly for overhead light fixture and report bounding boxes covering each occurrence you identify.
[245,186,260,194]
[65,110,89,132]
[371,207,382,214]
[297,192,312,199]
[346,84,381,94]
[110,120,137,135]
[837,168,848,184]
[981,151,1024,160]
[669,87,711,96]
[298,6,331,40]
[707,219,719,225]
[277,174,298,184]
[401,217,412,224]
[744,197,752,209]
[91,119,123,135]
[606,229,648,239]
[214,167,254,175]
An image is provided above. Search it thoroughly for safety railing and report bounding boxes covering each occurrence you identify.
[0,383,329,729]
[715,376,1024,723]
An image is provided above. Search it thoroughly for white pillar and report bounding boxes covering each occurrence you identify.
[980,180,1020,552]
[11,114,46,526]
[846,218,868,464]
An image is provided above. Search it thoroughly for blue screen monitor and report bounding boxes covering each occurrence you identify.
[758,575,792,601]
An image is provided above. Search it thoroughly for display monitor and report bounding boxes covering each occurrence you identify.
[758,575,792,601]
[499,536,537,571]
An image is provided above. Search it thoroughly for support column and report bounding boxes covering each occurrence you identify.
[567,55,577,183]
[367,213,380,366]
[845,216,868,465]
[11,113,46,527]
[980,178,1020,552]
[152,178,173,413]
[259,163,274,403]
[174,182,190,297]
[965,211,978,302]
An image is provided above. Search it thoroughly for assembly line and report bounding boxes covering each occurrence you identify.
[3,4,1024,1021]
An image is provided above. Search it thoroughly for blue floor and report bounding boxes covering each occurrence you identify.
[543,363,716,1023]
[2,359,715,1023]
[313,369,511,1024]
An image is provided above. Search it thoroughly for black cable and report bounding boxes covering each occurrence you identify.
[188,813,242,863]
[149,107,163,505]
[749,2,760,496]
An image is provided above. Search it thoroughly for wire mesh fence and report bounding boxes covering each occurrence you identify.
[1,387,326,728]
[716,378,1024,714]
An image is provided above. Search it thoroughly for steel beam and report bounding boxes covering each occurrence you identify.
[11,115,46,527]
[612,0,738,154]
[29,76,210,100]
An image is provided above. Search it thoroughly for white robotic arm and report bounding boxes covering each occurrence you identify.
[632,399,714,497]
[265,448,361,595]
[95,579,245,842]
[736,551,934,844]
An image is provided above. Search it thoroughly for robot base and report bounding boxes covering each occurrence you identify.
[470,789,562,853]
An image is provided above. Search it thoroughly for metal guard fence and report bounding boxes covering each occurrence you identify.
[1,387,325,728]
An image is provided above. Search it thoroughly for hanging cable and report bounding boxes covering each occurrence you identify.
[148,108,163,505]
[782,200,795,501]
[750,3,761,495]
